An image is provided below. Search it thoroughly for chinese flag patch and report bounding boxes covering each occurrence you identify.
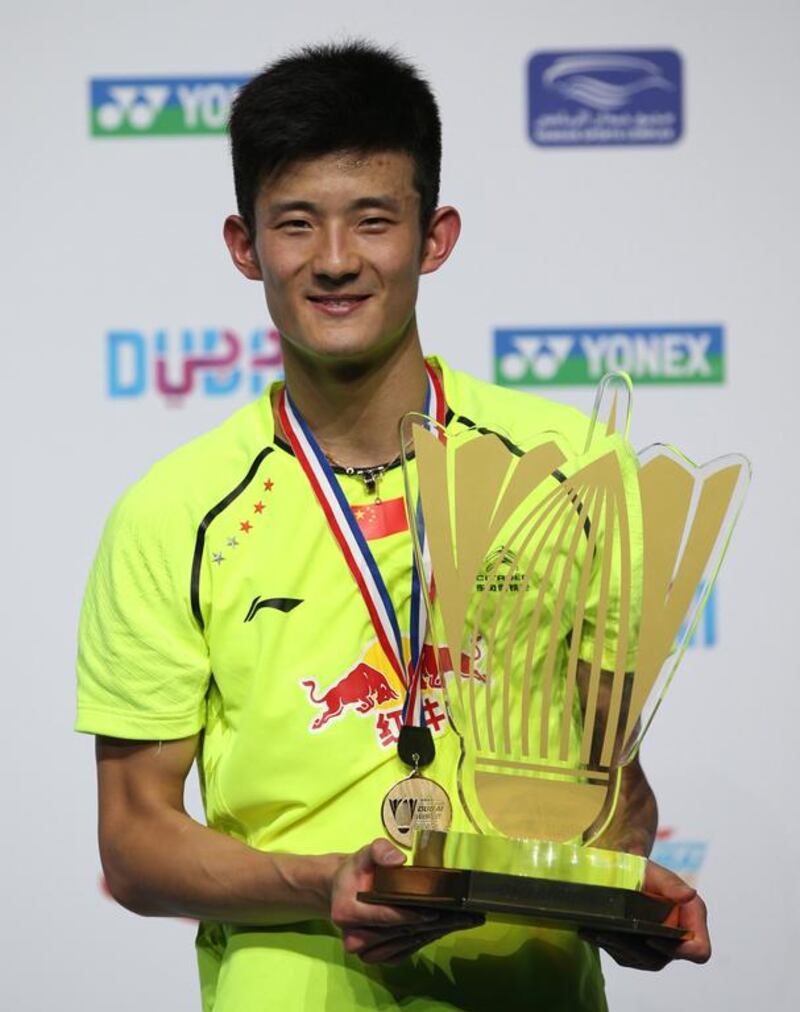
[351,497,409,540]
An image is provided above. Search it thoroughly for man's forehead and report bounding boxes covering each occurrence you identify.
[260,150,417,202]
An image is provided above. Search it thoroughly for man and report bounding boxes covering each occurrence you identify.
[77,42,709,1011]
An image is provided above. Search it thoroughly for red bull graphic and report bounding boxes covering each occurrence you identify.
[302,663,399,730]
[302,639,486,746]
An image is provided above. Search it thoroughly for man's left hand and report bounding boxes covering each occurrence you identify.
[581,860,711,971]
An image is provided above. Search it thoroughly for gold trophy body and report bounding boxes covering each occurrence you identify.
[361,373,749,938]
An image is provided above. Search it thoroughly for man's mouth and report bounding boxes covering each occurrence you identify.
[306,294,371,317]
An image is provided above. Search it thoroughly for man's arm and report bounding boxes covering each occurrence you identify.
[96,735,481,963]
[592,757,658,857]
[574,662,711,969]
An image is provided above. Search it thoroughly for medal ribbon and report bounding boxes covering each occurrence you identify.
[279,363,445,724]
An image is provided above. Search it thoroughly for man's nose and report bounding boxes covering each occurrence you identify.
[310,225,361,283]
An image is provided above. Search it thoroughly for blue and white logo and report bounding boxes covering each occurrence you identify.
[528,49,682,146]
[90,76,249,136]
[494,325,725,386]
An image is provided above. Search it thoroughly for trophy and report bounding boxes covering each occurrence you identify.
[360,372,749,939]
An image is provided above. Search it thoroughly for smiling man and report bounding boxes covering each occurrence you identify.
[76,42,709,1012]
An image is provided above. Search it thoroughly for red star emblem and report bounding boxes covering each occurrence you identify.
[240,520,253,533]
[263,479,274,491]
[254,501,265,514]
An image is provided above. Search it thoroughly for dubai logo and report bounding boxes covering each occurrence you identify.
[89,76,250,136]
[528,49,682,146]
[495,326,725,386]
[107,326,283,401]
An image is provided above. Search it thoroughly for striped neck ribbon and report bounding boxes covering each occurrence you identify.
[279,362,446,729]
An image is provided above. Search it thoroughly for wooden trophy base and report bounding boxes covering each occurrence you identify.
[359,863,686,940]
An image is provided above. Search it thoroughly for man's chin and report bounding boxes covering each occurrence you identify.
[281,327,414,370]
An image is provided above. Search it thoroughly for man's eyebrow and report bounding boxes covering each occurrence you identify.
[349,196,402,213]
[267,196,403,216]
[268,200,318,216]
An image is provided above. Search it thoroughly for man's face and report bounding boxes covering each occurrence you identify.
[249,150,425,364]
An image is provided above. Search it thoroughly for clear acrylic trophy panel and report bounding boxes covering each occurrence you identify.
[400,372,750,888]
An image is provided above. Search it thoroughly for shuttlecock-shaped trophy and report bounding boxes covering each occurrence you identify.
[363,373,749,938]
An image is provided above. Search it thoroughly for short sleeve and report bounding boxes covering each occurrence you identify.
[76,478,211,740]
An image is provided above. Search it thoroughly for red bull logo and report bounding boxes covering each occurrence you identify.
[301,639,486,746]
[418,641,487,687]
[302,662,399,731]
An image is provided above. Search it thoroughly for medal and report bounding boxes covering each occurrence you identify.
[280,362,451,846]
[381,769,452,848]
[382,723,451,847]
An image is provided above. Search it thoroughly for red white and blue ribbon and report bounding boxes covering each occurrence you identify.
[279,362,446,729]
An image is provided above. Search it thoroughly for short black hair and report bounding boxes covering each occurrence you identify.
[229,41,442,235]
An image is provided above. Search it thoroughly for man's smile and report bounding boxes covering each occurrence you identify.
[306,294,373,317]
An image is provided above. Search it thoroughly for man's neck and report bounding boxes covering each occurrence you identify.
[277,328,430,468]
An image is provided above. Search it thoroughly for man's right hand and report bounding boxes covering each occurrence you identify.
[330,838,484,964]
[96,737,482,963]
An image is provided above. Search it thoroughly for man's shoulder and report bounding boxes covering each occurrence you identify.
[114,398,274,532]
[440,359,590,451]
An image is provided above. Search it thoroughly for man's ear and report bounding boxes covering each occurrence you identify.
[419,206,462,276]
[223,214,262,281]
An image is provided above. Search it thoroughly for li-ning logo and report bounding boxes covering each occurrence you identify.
[89,76,250,136]
[494,326,725,386]
[244,597,303,622]
[107,327,283,401]
[389,797,418,833]
[528,50,682,146]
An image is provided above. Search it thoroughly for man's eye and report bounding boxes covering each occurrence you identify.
[361,217,391,229]
[280,219,312,230]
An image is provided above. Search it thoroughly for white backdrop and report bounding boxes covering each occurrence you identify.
[4,1,799,1009]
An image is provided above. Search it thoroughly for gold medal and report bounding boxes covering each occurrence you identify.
[381,772,452,848]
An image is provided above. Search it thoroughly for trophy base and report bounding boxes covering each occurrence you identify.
[360,865,685,939]
[359,831,686,940]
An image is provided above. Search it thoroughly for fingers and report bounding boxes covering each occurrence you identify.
[331,839,436,932]
[643,860,696,904]
[338,902,442,932]
[360,927,461,965]
[649,893,711,964]
[581,882,711,971]
[363,838,406,871]
[350,912,485,965]
[642,860,711,965]
[587,932,674,972]
[333,839,486,965]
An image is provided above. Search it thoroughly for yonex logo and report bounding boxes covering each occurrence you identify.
[494,326,725,386]
[496,335,574,383]
[89,76,250,136]
[244,596,303,622]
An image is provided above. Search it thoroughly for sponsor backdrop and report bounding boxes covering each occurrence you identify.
[4,1,798,1009]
